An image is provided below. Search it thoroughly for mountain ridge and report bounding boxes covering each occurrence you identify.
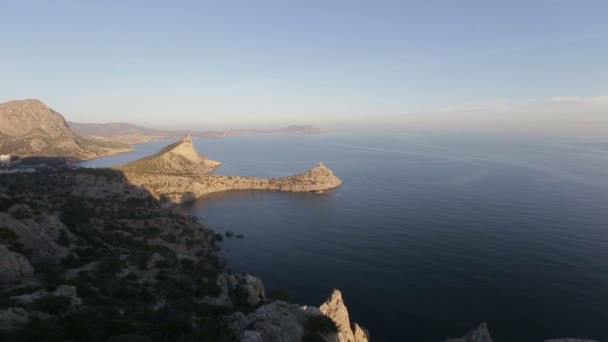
[0,99,132,160]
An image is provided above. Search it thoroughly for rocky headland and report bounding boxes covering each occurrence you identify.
[117,135,343,203]
[0,99,132,160]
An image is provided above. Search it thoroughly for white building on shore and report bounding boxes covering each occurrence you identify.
[0,155,11,163]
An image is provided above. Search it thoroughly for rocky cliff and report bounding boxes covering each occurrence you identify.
[117,135,220,175]
[225,287,369,342]
[119,136,343,203]
[0,99,132,159]
[320,290,369,342]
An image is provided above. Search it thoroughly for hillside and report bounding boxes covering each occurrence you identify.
[116,135,221,175]
[0,100,132,160]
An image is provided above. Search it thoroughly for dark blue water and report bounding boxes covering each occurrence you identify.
[82,133,608,342]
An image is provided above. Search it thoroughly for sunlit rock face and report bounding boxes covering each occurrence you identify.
[320,289,370,342]
[117,134,221,175]
[0,99,132,159]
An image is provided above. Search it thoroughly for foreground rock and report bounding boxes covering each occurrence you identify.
[0,99,132,159]
[320,289,370,342]
[229,289,369,342]
[120,136,343,203]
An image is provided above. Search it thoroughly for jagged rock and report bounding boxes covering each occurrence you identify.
[0,307,30,332]
[444,323,493,342]
[11,285,81,306]
[320,289,369,342]
[218,273,266,307]
[545,339,600,342]
[0,244,34,285]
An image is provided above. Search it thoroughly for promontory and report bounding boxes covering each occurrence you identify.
[116,135,343,203]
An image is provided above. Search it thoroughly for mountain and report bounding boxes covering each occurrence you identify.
[116,134,221,175]
[0,99,132,160]
[69,121,325,143]
[227,125,325,135]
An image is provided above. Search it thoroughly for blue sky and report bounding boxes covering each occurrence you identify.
[1,1,607,132]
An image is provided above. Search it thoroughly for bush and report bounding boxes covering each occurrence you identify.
[304,315,338,334]
[0,226,18,243]
[302,332,326,342]
[33,295,72,315]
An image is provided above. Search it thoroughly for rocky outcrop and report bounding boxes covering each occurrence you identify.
[444,323,493,342]
[0,99,132,159]
[116,135,220,175]
[0,244,34,285]
[229,301,328,342]
[0,212,70,262]
[217,273,266,307]
[320,289,369,342]
[228,289,367,342]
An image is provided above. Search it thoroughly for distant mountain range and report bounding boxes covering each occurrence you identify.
[0,99,132,160]
[68,121,325,144]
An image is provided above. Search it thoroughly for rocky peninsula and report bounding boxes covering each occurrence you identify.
[117,135,343,203]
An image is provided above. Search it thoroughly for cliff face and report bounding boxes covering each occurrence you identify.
[0,99,132,159]
[119,136,343,203]
[116,135,220,175]
[320,290,369,342]
[225,287,368,342]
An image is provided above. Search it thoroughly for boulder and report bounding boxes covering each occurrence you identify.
[217,273,265,307]
[0,307,30,332]
[0,244,34,285]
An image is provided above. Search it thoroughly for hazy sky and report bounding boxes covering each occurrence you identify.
[1,1,607,132]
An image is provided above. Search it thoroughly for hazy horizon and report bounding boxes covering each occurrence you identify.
[2,1,607,134]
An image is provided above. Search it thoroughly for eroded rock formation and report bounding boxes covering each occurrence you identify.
[320,289,370,342]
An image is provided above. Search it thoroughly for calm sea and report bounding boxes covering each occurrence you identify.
[79,132,608,342]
